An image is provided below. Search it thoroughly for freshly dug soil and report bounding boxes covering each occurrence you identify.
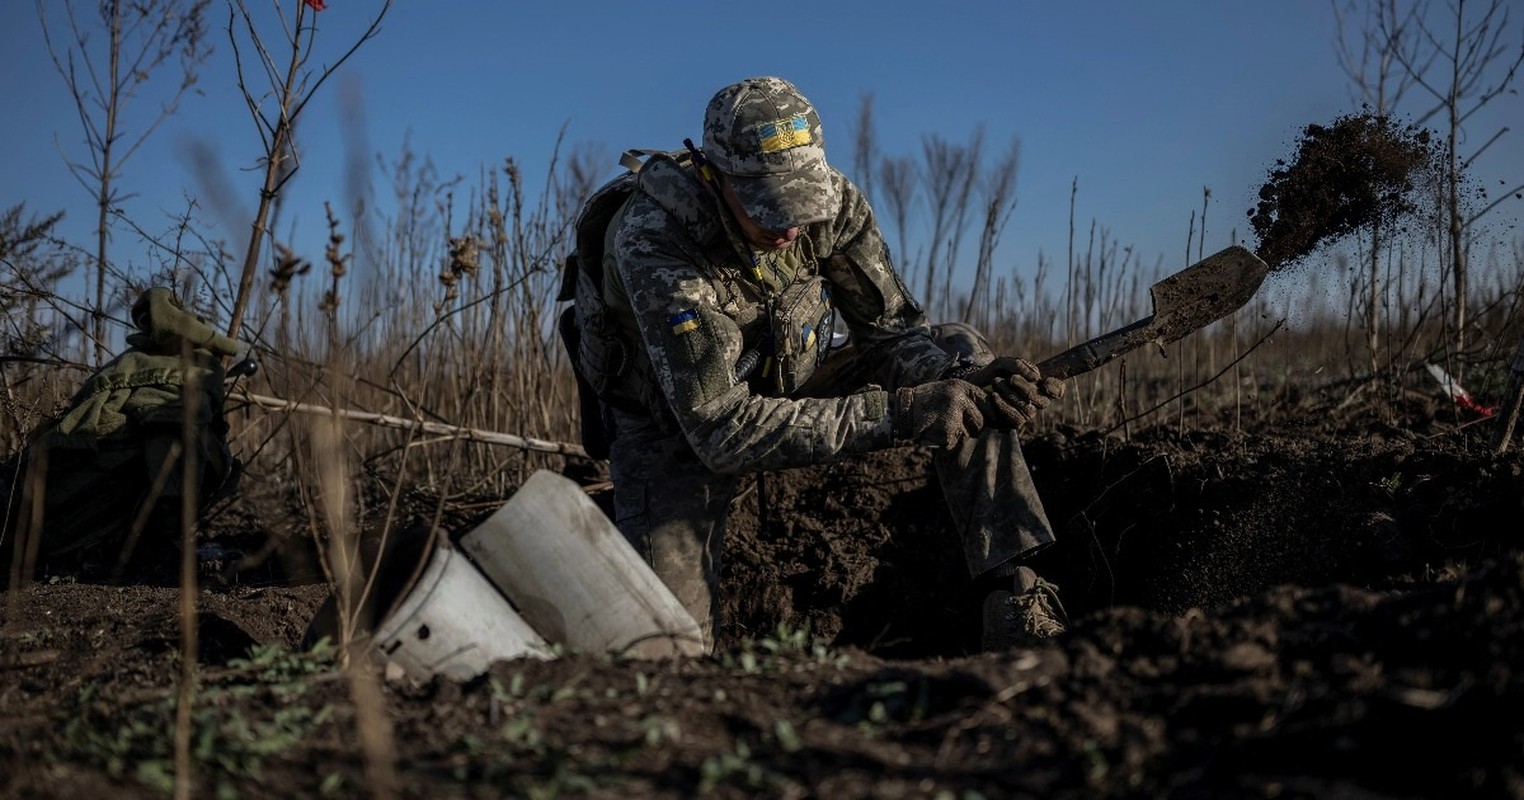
[1248,111,1442,268]
[4,391,1522,798]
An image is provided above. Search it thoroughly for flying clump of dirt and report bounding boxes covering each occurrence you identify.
[1248,111,1443,269]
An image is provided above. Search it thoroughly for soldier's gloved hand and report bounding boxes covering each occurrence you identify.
[892,380,989,449]
[956,356,1065,428]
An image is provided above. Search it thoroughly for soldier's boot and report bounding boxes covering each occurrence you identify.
[981,565,1068,650]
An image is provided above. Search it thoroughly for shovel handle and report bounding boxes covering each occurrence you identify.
[1036,317,1154,380]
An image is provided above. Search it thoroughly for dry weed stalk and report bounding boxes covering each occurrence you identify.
[307,412,398,800]
[173,341,200,800]
[297,211,402,792]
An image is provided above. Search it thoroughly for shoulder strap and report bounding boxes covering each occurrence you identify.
[618,148,666,173]
[557,149,691,303]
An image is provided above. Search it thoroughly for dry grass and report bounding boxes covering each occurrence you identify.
[5,161,1520,585]
[4,139,1522,489]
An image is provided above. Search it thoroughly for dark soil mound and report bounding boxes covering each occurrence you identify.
[721,412,1521,659]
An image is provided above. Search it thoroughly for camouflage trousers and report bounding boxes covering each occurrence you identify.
[605,323,1054,650]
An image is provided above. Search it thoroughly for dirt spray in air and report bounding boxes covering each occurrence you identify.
[1247,111,1445,269]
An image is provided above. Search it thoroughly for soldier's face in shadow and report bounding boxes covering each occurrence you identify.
[717,176,800,252]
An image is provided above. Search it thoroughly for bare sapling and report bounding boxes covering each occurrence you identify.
[920,131,982,321]
[1332,0,1423,376]
[222,0,393,344]
[966,138,1020,332]
[1378,0,1524,355]
[37,0,213,366]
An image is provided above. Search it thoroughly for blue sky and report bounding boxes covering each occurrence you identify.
[3,1,1521,297]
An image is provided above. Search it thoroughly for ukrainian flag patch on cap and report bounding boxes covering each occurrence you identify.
[757,114,810,153]
[668,309,700,335]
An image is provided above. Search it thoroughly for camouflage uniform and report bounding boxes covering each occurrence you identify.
[585,78,1053,647]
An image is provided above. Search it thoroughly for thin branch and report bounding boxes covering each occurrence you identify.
[234,391,589,458]
[286,0,393,125]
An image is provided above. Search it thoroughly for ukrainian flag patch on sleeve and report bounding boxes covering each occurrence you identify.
[758,114,810,153]
[668,309,700,335]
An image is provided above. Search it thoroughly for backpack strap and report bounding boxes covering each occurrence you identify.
[618,148,666,173]
[557,149,689,303]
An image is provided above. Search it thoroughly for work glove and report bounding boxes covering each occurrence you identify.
[953,356,1066,429]
[892,379,989,449]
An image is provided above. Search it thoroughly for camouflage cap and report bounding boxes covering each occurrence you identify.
[702,77,839,231]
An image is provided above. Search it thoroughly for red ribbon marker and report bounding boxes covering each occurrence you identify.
[1425,362,1498,418]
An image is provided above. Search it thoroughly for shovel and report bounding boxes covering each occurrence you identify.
[1036,244,1270,379]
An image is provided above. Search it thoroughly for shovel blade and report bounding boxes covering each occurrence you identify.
[1146,244,1269,343]
[1038,245,1269,379]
